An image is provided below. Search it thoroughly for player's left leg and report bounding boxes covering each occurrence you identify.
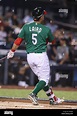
[28,80,46,105]
[27,52,50,105]
[27,53,47,105]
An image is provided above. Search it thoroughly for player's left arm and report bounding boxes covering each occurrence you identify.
[11,37,23,51]
[11,24,26,51]
[47,29,56,45]
[7,25,25,59]
[7,38,23,59]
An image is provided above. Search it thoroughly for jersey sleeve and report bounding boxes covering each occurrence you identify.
[18,25,25,39]
[48,29,54,42]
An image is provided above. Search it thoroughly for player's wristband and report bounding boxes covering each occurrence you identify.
[11,49,15,52]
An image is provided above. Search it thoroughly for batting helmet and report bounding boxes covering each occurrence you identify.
[32,7,47,20]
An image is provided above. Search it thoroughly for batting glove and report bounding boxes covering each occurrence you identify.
[7,50,14,59]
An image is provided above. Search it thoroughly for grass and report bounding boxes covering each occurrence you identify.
[0,88,77,100]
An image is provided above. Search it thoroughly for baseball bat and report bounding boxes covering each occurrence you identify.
[0,56,7,61]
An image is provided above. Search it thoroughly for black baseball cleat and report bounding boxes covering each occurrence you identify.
[28,93,39,105]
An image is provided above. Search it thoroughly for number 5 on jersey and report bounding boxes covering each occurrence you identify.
[32,34,37,45]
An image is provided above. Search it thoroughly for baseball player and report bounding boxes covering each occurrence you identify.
[7,7,64,105]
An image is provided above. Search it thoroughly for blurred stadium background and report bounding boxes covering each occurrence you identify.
[0,0,77,88]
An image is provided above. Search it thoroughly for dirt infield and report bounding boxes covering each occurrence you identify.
[0,99,77,109]
[0,101,77,109]
[0,86,77,110]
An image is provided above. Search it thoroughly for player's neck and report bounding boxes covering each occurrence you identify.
[34,21,41,24]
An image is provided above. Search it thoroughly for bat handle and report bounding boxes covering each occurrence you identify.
[0,56,7,61]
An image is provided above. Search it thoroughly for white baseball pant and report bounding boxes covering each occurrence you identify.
[27,52,50,85]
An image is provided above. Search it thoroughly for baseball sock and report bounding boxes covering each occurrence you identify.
[43,85,58,101]
[32,80,46,95]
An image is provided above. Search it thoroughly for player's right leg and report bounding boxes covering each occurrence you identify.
[43,85,64,105]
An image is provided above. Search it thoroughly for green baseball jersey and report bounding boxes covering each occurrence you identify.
[18,21,54,53]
